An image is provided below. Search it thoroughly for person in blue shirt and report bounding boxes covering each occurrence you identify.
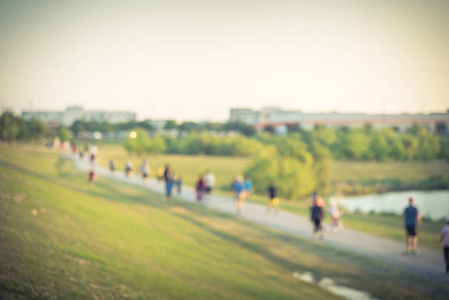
[404,197,421,254]
[232,176,245,213]
[244,177,253,199]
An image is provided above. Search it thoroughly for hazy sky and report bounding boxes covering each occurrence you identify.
[1,0,448,121]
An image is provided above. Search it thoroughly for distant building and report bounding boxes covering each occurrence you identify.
[229,107,449,132]
[229,108,260,124]
[22,106,137,127]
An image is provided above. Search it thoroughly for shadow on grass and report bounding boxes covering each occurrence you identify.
[170,204,307,273]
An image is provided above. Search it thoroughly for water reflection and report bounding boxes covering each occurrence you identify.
[333,190,449,221]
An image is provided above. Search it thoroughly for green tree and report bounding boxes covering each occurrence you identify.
[123,128,151,155]
[343,128,370,159]
[164,120,178,130]
[310,126,337,147]
[58,126,71,142]
[179,121,200,132]
[401,135,419,160]
[370,133,390,160]
[263,125,276,134]
[310,143,332,196]
[70,120,85,137]
[27,119,47,140]
[146,135,166,154]
[137,121,154,131]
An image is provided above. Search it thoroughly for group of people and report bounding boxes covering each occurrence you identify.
[309,193,343,240]
[79,146,449,275]
[195,170,215,202]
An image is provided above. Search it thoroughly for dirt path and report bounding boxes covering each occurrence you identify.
[76,156,448,284]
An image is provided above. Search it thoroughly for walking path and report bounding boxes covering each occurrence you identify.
[75,156,448,284]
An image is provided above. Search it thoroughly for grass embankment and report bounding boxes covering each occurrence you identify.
[332,161,449,195]
[1,146,448,299]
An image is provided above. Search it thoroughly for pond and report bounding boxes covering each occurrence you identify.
[333,190,449,221]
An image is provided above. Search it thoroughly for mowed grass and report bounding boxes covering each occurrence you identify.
[332,160,449,182]
[1,146,449,299]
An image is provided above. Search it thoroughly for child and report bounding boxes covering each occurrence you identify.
[176,175,183,194]
[88,169,96,187]
[329,200,343,232]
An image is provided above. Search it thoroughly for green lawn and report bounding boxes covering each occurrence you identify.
[332,160,449,182]
[1,145,448,299]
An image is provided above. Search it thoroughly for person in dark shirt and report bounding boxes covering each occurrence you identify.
[109,159,116,174]
[404,197,421,254]
[266,181,280,214]
[88,168,96,187]
[164,165,174,203]
[311,198,324,240]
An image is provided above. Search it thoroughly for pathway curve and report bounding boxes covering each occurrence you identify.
[75,156,448,284]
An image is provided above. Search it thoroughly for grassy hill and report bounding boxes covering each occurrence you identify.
[1,145,448,299]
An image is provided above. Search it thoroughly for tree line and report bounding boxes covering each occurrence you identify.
[123,124,448,198]
[123,124,448,162]
[70,119,256,137]
[2,111,447,198]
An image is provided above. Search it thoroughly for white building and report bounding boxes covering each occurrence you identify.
[229,107,449,132]
[22,106,137,127]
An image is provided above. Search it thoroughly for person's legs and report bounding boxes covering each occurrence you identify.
[266,200,272,213]
[405,226,415,252]
[412,236,418,251]
[313,219,319,232]
[444,247,449,274]
[166,182,172,203]
[236,198,242,213]
[406,236,413,252]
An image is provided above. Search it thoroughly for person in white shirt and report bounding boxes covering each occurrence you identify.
[440,217,449,274]
[204,170,215,200]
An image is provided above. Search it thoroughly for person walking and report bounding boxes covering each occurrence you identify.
[232,176,245,213]
[109,159,116,174]
[164,165,174,203]
[204,170,215,200]
[196,174,206,202]
[176,175,183,194]
[140,159,150,186]
[88,168,96,187]
[329,200,343,233]
[440,217,449,274]
[404,197,421,254]
[125,161,133,177]
[244,177,253,199]
[311,199,324,240]
[266,181,280,214]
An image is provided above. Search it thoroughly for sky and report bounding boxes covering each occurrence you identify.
[1,0,448,122]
